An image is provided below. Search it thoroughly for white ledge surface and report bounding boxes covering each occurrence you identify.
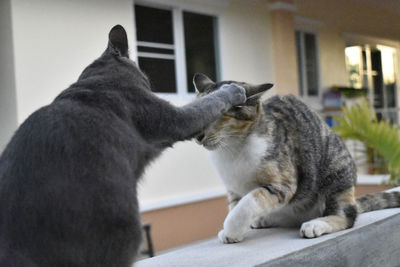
[136,187,400,267]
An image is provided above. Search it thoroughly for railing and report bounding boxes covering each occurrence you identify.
[135,187,400,267]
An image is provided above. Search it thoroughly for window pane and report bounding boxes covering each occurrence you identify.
[137,46,174,55]
[345,46,363,89]
[184,11,217,93]
[295,31,304,96]
[304,33,318,96]
[378,45,397,108]
[387,84,396,108]
[371,50,384,108]
[138,57,176,93]
[135,5,174,44]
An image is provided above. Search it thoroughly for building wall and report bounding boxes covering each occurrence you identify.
[7,0,276,210]
[318,28,349,91]
[0,0,18,151]
[296,0,400,94]
[137,0,276,210]
[269,8,299,96]
[141,196,227,252]
[10,0,136,124]
[219,0,275,85]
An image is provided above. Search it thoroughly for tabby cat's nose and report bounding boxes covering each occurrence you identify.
[196,134,205,144]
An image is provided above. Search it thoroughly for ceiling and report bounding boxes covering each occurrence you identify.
[295,0,400,41]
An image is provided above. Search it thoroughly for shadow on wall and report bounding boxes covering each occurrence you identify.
[0,0,18,152]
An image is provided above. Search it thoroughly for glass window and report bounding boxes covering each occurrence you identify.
[378,45,397,108]
[295,31,320,97]
[295,32,304,96]
[134,4,219,95]
[138,57,176,93]
[135,5,174,44]
[135,5,177,93]
[345,46,363,89]
[183,11,218,93]
[304,33,318,96]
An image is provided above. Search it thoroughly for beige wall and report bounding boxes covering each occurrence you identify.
[318,28,349,91]
[141,196,227,252]
[10,0,136,124]
[296,0,400,94]
[139,0,276,209]
[219,0,275,85]
[269,8,299,95]
[0,0,18,151]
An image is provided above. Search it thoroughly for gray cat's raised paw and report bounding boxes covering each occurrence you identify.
[219,84,246,106]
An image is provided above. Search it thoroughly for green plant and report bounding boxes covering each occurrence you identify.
[333,98,400,185]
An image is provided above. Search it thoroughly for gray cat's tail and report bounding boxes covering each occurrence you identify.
[356,191,400,213]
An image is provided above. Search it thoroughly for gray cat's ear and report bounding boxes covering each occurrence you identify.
[193,73,215,93]
[107,25,129,57]
[245,83,273,106]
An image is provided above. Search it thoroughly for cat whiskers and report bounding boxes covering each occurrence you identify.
[218,140,237,155]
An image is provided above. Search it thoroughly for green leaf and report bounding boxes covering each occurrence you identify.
[333,98,400,185]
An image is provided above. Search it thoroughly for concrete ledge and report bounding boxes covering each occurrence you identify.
[136,187,400,267]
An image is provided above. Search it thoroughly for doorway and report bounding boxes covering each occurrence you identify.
[345,44,398,123]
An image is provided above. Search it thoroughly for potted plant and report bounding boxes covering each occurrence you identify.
[333,98,400,186]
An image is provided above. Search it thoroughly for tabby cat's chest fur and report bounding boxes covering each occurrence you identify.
[210,134,269,196]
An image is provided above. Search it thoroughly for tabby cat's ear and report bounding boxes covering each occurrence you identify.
[193,73,215,93]
[107,25,129,58]
[247,83,273,97]
[245,83,274,106]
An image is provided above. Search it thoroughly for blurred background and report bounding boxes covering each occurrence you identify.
[1,0,399,256]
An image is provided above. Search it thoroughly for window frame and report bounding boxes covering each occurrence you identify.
[344,33,400,112]
[295,29,322,100]
[133,0,223,102]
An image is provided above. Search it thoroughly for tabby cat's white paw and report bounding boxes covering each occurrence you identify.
[251,216,274,229]
[218,229,244,244]
[300,220,332,238]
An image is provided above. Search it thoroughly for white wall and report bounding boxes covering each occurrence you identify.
[138,0,275,210]
[9,0,275,211]
[0,0,18,152]
[318,28,349,91]
[10,0,136,124]
[219,0,274,85]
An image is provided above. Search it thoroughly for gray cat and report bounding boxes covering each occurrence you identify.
[0,26,247,266]
[194,73,400,243]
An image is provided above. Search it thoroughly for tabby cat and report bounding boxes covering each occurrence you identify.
[0,26,248,266]
[194,73,400,243]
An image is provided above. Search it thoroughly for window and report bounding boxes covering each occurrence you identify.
[295,31,320,97]
[135,5,176,93]
[183,11,218,93]
[345,46,363,89]
[345,44,398,123]
[134,4,219,95]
